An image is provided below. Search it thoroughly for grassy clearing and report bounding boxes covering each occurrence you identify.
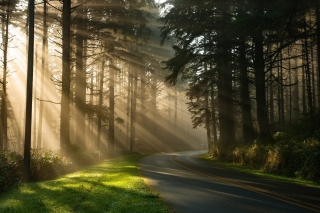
[0,154,169,213]
[200,154,320,189]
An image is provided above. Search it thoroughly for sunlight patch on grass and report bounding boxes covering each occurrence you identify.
[0,199,23,209]
[0,154,169,213]
[18,186,36,195]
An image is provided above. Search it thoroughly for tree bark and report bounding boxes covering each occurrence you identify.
[204,91,211,149]
[126,69,131,146]
[253,29,271,142]
[210,83,218,144]
[239,38,255,143]
[130,69,137,152]
[217,5,235,146]
[75,8,86,151]
[97,53,105,151]
[108,61,115,154]
[32,45,38,148]
[303,21,314,116]
[24,0,35,182]
[60,0,72,152]
[37,0,47,149]
[316,1,320,109]
[1,7,9,150]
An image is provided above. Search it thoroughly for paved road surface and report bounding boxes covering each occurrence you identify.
[138,151,320,213]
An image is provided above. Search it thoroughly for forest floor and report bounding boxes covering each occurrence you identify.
[0,154,170,213]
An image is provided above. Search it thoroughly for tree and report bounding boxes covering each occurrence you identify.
[60,0,72,152]
[0,0,18,150]
[37,0,48,149]
[24,0,35,182]
[108,61,115,154]
[159,0,236,147]
[75,3,87,151]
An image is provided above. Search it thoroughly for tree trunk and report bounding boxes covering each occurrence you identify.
[316,1,320,109]
[217,6,235,146]
[24,0,35,182]
[97,53,105,151]
[204,90,211,150]
[150,72,157,128]
[269,73,274,124]
[239,38,255,143]
[88,43,94,149]
[311,46,316,109]
[75,9,86,151]
[32,45,38,148]
[303,22,314,116]
[126,69,131,146]
[302,54,307,115]
[287,49,292,124]
[1,9,9,150]
[253,29,271,142]
[37,0,48,149]
[174,88,178,129]
[130,69,137,152]
[293,58,300,122]
[210,83,218,144]
[140,69,147,124]
[108,61,115,154]
[277,51,285,126]
[60,0,72,152]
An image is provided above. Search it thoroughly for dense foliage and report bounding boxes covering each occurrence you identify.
[210,116,320,182]
[0,151,22,193]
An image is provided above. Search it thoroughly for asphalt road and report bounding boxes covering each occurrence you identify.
[138,151,320,213]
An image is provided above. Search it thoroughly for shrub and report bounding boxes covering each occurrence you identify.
[264,148,281,173]
[0,151,23,193]
[1,149,74,193]
[30,149,72,181]
[62,144,105,169]
[299,139,320,181]
[273,132,290,142]
[209,135,320,182]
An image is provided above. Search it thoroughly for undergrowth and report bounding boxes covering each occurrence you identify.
[209,132,320,183]
[0,148,105,194]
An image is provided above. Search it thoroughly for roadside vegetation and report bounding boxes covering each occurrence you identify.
[0,147,106,194]
[207,115,320,184]
[0,154,169,213]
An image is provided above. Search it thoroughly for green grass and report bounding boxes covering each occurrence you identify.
[0,154,169,213]
[200,154,320,189]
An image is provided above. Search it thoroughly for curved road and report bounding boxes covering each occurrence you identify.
[138,151,320,213]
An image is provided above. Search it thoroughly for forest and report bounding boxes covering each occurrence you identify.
[1,0,320,193]
[159,0,320,182]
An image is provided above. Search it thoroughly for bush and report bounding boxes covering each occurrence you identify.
[0,151,23,193]
[0,149,74,193]
[209,134,320,183]
[30,149,72,181]
[61,144,105,169]
[299,139,320,181]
